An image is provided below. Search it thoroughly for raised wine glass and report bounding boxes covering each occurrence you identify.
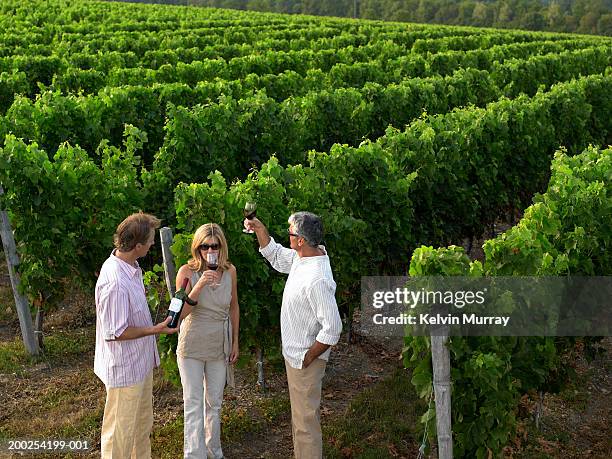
[206,252,219,287]
[242,201,257,234]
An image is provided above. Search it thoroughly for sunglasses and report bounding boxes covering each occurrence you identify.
[199,243,220,251]
[287,229,300,238]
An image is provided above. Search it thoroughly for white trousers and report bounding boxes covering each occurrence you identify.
[178,357,227,459]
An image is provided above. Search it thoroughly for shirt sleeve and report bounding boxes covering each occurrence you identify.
[259,237,296,275]
[97,284,130,341]
[308,278,342,346]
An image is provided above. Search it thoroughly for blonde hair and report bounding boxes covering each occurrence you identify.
[187,223,231,273]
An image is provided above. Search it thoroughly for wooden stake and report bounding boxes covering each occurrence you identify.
[160,227,176,298]
[0,187,39,356]
[256,346,267,391]
[431,332,452,458]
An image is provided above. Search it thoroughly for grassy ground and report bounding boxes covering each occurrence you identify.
[1,258,610,458]
[0,268,418,458]
[506,341,612,459]
[323,368,424,458]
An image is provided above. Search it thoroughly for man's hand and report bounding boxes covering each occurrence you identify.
[115,316,178,340]
[302,341,331,368]
[243,216,264,233]
[153,316,179,335]
[244,217,271,249]
[303,350,315,368]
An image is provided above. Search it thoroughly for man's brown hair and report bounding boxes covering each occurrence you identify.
[113,212,161,252]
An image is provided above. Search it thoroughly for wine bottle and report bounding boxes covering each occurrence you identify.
[167,278,197,328]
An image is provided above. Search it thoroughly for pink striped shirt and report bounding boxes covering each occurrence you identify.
[94,251,160,388]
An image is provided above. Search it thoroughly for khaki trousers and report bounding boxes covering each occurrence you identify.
[101,371,153,459]
[285,358,327,459]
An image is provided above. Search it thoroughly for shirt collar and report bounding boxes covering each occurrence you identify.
[111,249,141,278]
[298,246,328,262]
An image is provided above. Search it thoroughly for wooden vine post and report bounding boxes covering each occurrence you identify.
[431,328,453,458]
[0,186,39,356]
[159,227,177,298]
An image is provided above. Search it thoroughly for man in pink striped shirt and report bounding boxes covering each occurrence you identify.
[94,212,177,459]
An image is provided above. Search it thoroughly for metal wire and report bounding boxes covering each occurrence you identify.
[416,383,435,459]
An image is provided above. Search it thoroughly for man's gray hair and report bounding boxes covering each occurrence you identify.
[288,211,323,247]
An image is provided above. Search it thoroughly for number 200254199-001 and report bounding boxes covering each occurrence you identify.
[1,439,90,454]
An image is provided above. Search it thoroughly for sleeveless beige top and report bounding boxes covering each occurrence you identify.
[176,269,235,387]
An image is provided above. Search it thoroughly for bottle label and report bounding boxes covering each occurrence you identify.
[169,297,183,313]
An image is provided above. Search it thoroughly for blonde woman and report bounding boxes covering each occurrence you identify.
[175,223,239,459]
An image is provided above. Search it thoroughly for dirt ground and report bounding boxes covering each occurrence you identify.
[0,267,407,458]
[508,338,612,458]
[221,334,406,458]
[0,255,610,458]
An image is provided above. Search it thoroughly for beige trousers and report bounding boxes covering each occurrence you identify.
[285,358,327,459]
[101,371,153,459]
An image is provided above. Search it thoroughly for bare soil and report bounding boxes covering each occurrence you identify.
[0,266,406,458]
[1,249,610,459]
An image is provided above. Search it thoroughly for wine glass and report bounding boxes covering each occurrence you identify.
[242,201,257,234]
[206,252,219,287]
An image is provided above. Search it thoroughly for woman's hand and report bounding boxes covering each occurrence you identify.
[196,269,221,287]
[229,342,239,364]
